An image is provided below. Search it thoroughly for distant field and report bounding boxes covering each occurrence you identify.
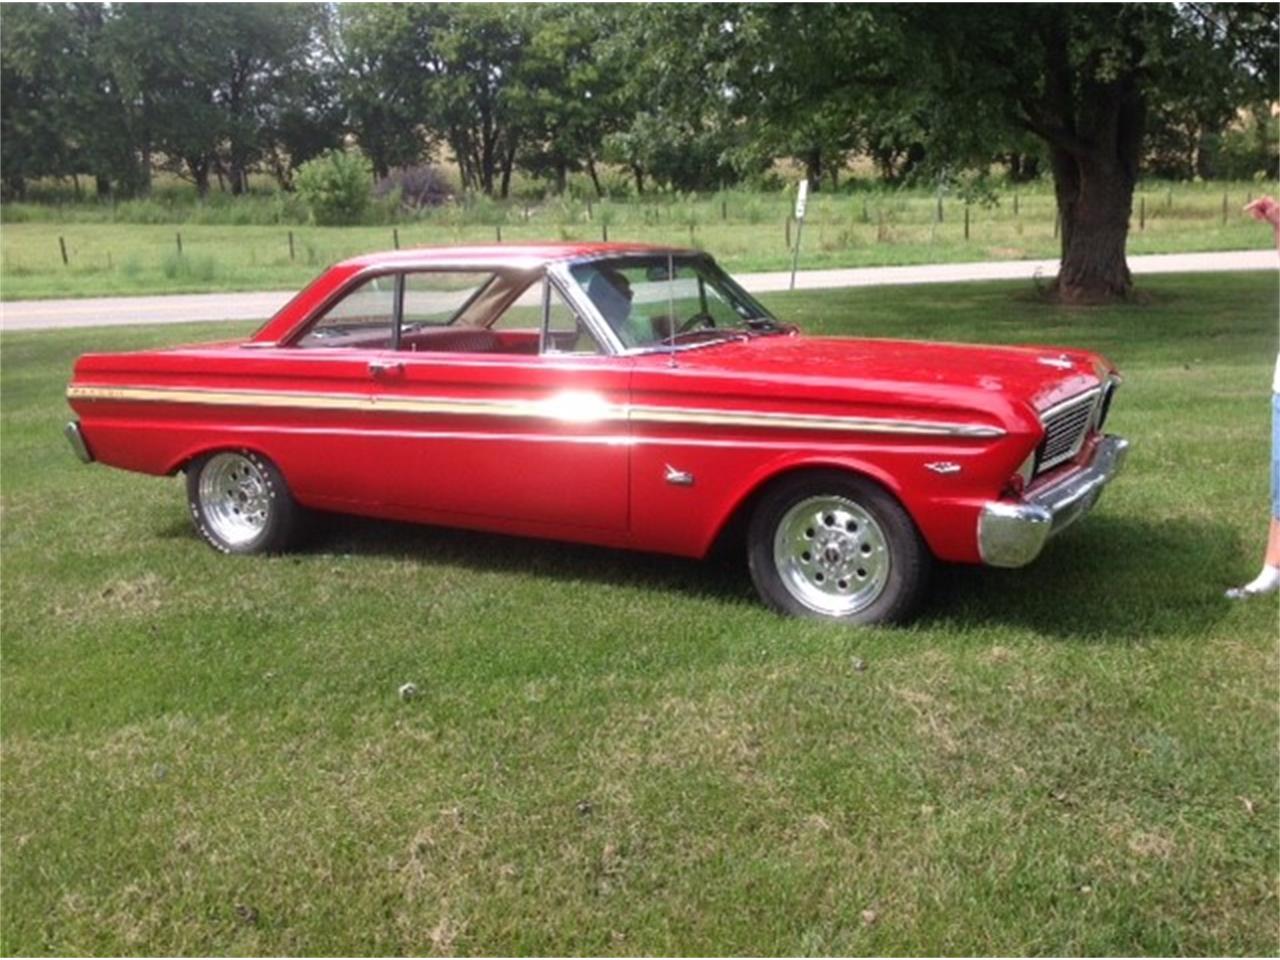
[2,274,1276,955]
[1,180,1275,300]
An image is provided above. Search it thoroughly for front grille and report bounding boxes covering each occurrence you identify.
[1037,388,1101,473]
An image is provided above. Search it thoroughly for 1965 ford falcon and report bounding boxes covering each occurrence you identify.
[65,243,1128,624]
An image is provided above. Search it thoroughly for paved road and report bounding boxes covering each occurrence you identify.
[2,249,1274,333]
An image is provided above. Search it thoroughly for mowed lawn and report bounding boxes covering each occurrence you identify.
[1,274,1277,955]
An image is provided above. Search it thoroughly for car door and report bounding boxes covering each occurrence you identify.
[377,269,633,533]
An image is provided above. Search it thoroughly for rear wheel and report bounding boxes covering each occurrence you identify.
[747,471,930,624]
[186,450,301,554]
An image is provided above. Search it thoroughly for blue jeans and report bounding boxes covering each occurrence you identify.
[1272,393,1280,520]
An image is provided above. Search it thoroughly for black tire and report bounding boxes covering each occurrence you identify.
[747,470,931,625]
[185,449,302,555]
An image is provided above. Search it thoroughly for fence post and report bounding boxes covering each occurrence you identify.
[877,209,886,243]
[861,199,869,223]
[393,227,400,249]
[1166,186,1173,209]
[288,231,295,261]
[1013,192,1019,217]
[602,223,608,242]
[58,236,68,266]
[176,231,183,255]
[586,198,593,221]
[721,199,727,221]
[1222,191,1228,224]
[785,216,792,250]
[496,224,502,243]
[936,195,944,224]
[963,202,970,240]
[1139,195,1145,231]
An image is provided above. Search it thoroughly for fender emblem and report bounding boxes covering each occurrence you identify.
[925,462,962,475]
[664,465,695,486]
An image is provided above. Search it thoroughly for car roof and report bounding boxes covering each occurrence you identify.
[336,242,697,272]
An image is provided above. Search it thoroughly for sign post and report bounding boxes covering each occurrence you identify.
[789,179,809,291]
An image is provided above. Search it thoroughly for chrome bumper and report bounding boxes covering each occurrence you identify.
[978,435,1129,568]
[64,420,93,464]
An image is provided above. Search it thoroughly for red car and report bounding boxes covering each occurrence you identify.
[65,243,1127,624]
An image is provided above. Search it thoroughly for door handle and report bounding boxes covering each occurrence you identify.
[368,359,404,378]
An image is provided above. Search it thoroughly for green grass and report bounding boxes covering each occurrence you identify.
[2,274,1277,955]
[2,180,1275,300]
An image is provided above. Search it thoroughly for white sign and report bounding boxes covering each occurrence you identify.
[794,179,809,220]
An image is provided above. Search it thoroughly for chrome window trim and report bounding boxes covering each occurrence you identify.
[546,260,629,356]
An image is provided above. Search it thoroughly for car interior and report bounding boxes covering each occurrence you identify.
[291,268,602,356]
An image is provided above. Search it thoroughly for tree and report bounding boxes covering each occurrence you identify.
[331,4,433,179]
[511,5,630,196]
[898,3,1278,302]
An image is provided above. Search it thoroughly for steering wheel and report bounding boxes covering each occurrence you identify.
[676,312,717,334]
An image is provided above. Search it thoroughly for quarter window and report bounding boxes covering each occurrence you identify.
[295,275,396,349]
[544,283,602,355]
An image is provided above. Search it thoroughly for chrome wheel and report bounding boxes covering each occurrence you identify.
[197,452,271,547]
[772,494,891,616]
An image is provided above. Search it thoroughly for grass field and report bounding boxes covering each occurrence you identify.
[2,274,1277,955]
[2,180,1275,300]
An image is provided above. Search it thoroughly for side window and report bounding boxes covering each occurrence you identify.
[402,271,495,329]
[544,283,603,355]
[295,275,396,349]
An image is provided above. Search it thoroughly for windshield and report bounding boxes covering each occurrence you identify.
[568,255,778,351]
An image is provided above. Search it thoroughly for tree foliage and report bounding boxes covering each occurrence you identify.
[1,0,1275,299]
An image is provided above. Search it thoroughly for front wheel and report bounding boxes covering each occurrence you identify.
[747,471,931,624]
[186,450,302,554]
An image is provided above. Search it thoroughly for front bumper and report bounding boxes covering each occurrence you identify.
[978,435,1129,568]
[64,420,94,463]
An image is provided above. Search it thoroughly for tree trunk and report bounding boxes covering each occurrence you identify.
[229,157,247,196]
[499,145,516,199]
[139,137,152,194]
[554,160,567,196]
[586,156,603,198]
[632,164,644,196]
[1051,147,1134,303]
[804,146,822,191]
[189,157,211,198]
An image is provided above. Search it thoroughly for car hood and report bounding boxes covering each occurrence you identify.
[637,333,1110,413]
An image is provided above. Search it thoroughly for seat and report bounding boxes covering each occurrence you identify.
[402,327,499,354]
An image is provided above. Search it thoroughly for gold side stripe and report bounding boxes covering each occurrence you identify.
[66,384,1004,438]
[628,405,1002,437]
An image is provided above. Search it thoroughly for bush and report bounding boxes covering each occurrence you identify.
[294,149,374,225]
[373,164,452,212]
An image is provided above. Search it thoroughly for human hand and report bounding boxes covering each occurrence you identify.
[1243,195,1280,227]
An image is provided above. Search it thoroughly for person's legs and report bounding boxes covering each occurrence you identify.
[1226,393,1280,598]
